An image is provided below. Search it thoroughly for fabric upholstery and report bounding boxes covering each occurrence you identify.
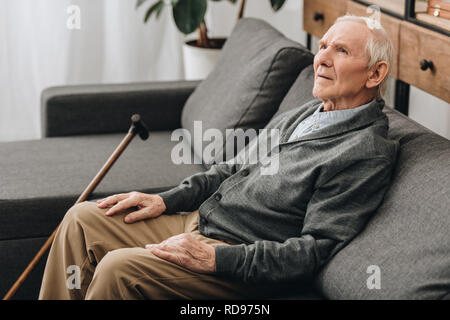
[272,64,316,119]
[181,18,313,166]
[42,80,201,137]
[316,107,450,299]
[0,131,204,240]
[0,237,48,300]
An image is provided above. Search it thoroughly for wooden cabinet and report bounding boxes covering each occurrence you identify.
[398,21,450,102]
[303,0,450,103]
[303,0,348,40]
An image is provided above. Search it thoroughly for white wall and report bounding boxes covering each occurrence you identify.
[0,0,184,142]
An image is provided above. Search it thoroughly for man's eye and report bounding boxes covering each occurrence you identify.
[319,44,326,50]
[339,48,347,54]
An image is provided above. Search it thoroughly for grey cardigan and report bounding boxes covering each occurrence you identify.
[158,99,399,284]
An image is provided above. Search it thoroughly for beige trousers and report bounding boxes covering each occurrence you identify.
[38,201,275,300]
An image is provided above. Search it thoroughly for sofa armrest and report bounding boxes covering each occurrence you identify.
[41,80,201,137]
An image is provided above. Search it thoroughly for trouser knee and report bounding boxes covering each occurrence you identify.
[63,201,105,227]
[86,248,144,299]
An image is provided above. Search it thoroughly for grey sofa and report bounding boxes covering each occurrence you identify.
[1,18,449,300]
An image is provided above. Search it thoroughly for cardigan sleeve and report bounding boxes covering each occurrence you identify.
[157,161,242,214]
[214,156,396,283]
[157,132,261,214]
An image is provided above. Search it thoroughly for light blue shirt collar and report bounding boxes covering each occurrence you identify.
[288,99,374,142]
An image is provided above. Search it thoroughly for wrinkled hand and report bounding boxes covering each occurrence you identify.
[146,233,216,274]
[96,191,166,223]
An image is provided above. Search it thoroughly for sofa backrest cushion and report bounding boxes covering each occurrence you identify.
[316,107,450,299]
[271,63,315,119]
[181,18,313,167]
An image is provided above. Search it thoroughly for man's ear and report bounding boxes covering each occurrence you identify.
[366,61,389,89]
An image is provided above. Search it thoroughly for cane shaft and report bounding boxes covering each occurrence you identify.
[76,132,135,203]
[3,132,136,300]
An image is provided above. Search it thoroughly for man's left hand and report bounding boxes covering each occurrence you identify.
[146,233,216,273]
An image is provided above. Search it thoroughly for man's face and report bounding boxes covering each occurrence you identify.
[312,21,372,104]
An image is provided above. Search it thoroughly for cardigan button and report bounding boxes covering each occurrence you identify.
[214,193,222,201]
[200,217,208,225]
[241,169,249,176]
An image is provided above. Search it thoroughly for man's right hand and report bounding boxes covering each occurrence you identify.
[96,192,167,223]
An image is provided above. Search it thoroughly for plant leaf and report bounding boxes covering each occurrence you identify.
[144,0,165,23]
[172,0,207,34]
[270,0,286,11]
[210,0,238,3]
[155,1,165,18]
[136,0,149,9]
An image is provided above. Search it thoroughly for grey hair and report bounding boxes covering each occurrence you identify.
[334,15,394,99]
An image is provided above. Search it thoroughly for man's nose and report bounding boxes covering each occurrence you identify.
[315,47,333,68]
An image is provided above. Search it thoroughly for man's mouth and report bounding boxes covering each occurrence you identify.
[317,74,333,80]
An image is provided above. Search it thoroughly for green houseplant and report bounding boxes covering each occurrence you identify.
[136,0,287,79]
[136,0,287,48]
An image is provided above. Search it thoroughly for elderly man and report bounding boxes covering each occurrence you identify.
[39,15,399,299]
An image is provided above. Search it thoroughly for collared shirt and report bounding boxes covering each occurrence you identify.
[287,100,374,142]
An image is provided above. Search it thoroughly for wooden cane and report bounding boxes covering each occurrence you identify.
[3,114,149,300]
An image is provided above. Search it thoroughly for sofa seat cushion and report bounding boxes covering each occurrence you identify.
[316,107,450,299]
[0,131,204,241]
[181,17,313,166]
